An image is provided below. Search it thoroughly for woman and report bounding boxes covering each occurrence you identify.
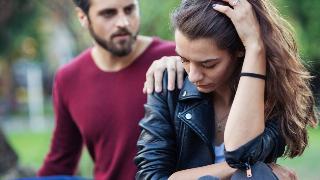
[135,0,318,179]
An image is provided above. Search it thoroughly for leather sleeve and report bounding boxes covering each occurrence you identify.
[134,72,178,180]
[224,119,285,170]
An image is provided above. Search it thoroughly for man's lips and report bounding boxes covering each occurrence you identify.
[112,34,131,41]
[113,32,131,37]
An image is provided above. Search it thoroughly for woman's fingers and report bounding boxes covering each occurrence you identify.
[212,0,260,48]
[212,0,248,18]
[212,3,233,18]
[222,0,241,7]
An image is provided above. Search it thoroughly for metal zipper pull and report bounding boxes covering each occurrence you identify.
[245,162,252,178]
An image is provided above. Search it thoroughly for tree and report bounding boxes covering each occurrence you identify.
[277,0,320,69]
[0,0,42,59]
[274,0,320,104]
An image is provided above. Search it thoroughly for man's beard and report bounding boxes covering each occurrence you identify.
[89,26,138,57]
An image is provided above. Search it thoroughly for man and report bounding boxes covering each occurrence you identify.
[38,0,182,179]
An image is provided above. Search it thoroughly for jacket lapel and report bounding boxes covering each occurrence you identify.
[177,78,214,146]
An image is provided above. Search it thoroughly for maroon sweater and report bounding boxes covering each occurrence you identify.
[38,38,175,180]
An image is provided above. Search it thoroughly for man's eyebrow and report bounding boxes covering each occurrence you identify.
[98,8,117,15]
[124,3,136,9]
[97,3,136,15]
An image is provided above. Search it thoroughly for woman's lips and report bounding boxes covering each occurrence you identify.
[197,83,215,89]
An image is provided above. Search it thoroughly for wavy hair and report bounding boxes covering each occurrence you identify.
[172,0,318,158]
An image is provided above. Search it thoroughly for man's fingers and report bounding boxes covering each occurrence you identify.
[143,81,147,94]
[176,57,184,89]
[144,56,184,93]
[145,70,154,94]
[167,60,177,91]
[154,69,164,93]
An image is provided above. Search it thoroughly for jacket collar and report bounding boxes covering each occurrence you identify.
[177,77,215,146]
[178,77,205,101]
[178,100,214,146]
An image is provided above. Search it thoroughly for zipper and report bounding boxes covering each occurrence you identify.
[245,162,252,177]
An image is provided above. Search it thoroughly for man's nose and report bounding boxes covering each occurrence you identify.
[188,63,203,84]
[116,14,129,28]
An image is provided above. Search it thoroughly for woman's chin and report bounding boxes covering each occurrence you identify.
[197,86,215,93]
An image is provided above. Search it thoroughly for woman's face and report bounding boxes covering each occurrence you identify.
[175,30,237,93]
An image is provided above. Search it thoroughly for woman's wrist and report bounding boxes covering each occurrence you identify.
[245,40,265,55]
[242,42,266,75]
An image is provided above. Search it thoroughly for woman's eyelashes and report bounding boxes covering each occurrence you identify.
[180,56,217,69]
[201,62,216,69]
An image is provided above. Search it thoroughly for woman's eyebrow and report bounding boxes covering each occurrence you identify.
[175,50,220,62]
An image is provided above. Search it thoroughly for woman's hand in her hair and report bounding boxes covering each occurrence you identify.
[212,0,264,51]
[143,56,184,94]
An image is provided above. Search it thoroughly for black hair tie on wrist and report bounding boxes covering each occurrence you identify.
[240,72,266,80]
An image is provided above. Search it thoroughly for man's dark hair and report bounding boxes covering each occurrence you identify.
[73,0,91,14]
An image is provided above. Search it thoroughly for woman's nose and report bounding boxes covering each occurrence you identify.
[188,63,203,84]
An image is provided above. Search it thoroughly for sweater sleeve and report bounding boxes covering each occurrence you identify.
[37,72,83,176]
[224,118,285,171]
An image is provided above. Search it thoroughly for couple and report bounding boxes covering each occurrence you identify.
[39,0,317,179]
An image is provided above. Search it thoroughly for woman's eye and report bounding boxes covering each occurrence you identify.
[202,63,216,68]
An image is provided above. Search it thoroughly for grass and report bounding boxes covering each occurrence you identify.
[6,128,320,179]
[7,131,94,178]
[278,128,320,180]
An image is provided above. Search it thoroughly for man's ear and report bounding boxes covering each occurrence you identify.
[76,7,89,28]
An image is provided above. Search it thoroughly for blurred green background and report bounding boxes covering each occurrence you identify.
[0,0,319,179]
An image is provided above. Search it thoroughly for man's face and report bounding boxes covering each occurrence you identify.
[87,0,140,57]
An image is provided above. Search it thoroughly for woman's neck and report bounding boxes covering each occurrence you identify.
[213,85,232,108]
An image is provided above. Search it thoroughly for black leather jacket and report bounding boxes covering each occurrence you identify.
[134,73,285,180]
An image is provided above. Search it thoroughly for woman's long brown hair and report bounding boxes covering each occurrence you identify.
[172,0,318,158]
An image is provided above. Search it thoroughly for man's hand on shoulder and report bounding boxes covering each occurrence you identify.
[144,56,184,94]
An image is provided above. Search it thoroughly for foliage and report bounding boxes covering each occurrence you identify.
[275,0,320,70]
[0,1,43,60]
[278,128,320,180]
[1,0,319,65]
[140,0,180,40]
